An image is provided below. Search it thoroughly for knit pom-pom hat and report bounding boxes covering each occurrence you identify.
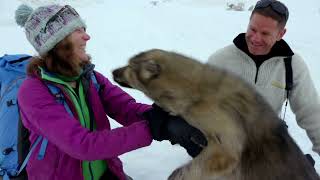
[15,4,86,55]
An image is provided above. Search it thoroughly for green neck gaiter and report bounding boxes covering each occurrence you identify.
[55,69,83,82]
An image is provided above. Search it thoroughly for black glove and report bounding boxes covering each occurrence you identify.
[143,104,208,157]
[166,116,208,157]
[305,154,315,167]
[143,104,171,141]
[143,104,170,141]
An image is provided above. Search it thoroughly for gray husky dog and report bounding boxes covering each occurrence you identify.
[112,49,319,180]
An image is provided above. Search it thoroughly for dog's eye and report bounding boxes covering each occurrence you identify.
[129,63,139,71]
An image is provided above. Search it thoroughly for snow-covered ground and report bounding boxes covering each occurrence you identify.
[1,0,320,179]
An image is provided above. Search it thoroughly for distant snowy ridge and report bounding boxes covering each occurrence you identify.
[17,0,257,10]
[150,0,256,10]
[17,0,102,7]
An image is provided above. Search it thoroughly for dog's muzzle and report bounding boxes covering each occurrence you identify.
[112,68,133,88]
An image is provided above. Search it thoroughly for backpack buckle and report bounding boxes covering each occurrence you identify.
[53,93,65,104]
[0,168,4,176]
[2,148,14,155]
[6,100,16,107]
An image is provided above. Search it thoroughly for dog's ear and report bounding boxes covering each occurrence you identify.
[140,59,161,80]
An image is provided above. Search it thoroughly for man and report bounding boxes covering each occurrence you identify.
[207,0,320,159]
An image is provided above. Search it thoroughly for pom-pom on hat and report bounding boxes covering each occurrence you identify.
[15,4,86,55]
[15,4,34,27]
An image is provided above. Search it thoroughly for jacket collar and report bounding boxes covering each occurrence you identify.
[233,33,294,62]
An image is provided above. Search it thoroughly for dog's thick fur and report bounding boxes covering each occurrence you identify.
[112,49,320,180]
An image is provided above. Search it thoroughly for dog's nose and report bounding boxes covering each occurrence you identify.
[112,68,122,79]
[112,68,123,84]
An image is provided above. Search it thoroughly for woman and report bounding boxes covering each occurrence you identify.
[15,4,206,180]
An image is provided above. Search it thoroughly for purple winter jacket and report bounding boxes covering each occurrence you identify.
[17,71,153,180]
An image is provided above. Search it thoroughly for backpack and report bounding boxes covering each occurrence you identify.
[0,54,33,180]
[0,54,100,180]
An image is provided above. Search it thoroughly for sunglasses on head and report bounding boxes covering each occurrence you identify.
[254,0,289,21]
[43,5,80,33]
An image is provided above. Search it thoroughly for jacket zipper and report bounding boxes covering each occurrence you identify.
[67,86,88,128]
[254,65,260,84]
[89,162,94,180]
[85,86,94,132]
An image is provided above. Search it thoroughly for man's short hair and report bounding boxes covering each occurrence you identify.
[251,0,289,28]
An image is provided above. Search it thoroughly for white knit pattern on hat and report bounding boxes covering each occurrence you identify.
[15,4,86,55]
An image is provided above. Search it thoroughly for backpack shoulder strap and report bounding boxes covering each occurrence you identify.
[284,56,293,98]
[91,71,100,92]
[46,83,74,116]
[17,136,44,175]
[17,82,75,176]
[281,56,293,122]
